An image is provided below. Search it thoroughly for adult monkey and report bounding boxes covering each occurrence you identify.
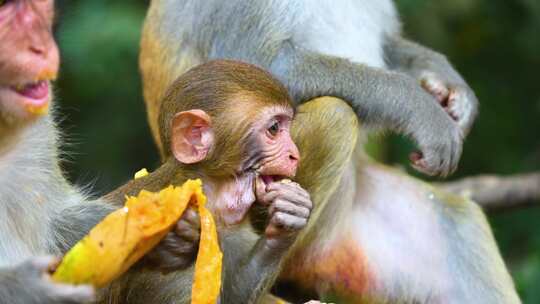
[0,0,201,302]
[104,60,356,304]
[139,1,520,303]
[0,0,99,302]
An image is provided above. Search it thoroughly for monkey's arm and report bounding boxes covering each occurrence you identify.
[384,35,479,136]
[220,230,288,304]
[209,22,462,176]
[271,44,463,177]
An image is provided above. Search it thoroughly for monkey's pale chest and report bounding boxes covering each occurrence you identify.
[294,0,400,68]
[0,191,50,265]
[0,216,38,265]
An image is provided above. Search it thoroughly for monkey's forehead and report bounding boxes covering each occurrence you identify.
[255,105,293,118]
[226,104,292,127]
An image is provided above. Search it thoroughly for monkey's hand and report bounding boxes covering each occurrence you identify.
[384,71,464,177]
[386,37,479,136]
[396,52,479,137]
[258,181,313,249]
[418,68,479,137]
[8,256,95,304]
[143,206,201,273]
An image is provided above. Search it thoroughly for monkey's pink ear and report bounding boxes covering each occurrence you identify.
[171,109,214,164]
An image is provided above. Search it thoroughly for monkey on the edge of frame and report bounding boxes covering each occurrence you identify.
[139,1,520,303]
[104,59,360,304]
[0,1,202,303]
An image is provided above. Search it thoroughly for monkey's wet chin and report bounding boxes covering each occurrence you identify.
[0,81,51,119]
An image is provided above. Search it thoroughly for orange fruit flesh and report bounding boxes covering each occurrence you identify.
[52,179,222,304]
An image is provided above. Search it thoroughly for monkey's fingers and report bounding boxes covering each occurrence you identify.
[145,241,195,273]
[447,87,478,136]
[268,212,308,235]
[179,207,200,229]
[260,191,310,211]
[266,182,311,201]
[155,232,197,255]
[411,153,447,177]
[411,126,462,177]
[255,176,269,204]
[263,183,311,208]
[174,220,200,242]
[421,74,478,137]
[47,283,96,303]
[411,152,450,178]
[268,199,311,220]
[421,75,450,106]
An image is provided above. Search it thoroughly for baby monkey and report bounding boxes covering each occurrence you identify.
[105,60,313,303]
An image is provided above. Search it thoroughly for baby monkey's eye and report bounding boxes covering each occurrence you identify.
[268,122,279,136]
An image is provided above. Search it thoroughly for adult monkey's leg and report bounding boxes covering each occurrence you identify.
[291,97,359,239]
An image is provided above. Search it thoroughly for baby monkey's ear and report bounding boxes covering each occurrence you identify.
[171,109,214,164]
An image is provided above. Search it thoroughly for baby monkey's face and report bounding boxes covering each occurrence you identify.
[239,105,299,199]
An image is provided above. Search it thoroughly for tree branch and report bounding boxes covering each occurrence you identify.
[436,172,540,212]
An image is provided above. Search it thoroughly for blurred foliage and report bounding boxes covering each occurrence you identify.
[55,0,155,191]
[54,0,539,302]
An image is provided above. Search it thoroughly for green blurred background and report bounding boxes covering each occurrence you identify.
[54,0,540,301]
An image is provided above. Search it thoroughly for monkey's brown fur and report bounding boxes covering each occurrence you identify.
[106,60,358,303]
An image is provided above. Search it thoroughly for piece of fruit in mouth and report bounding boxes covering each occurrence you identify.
[12,80,50,115]
[260,175,290,185]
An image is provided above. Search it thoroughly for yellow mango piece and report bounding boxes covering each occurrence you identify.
[52,179,222,304]
[192,201,222,304]
[134,168,149,179]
